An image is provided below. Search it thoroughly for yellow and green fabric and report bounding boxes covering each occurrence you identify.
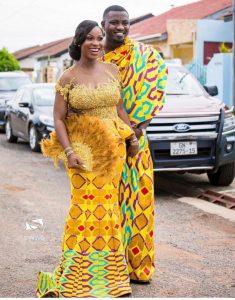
[36,164,131,298]
[102,38,168,281]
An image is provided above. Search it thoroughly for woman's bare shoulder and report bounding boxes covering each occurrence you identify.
[58,67,74,85]
[100,61,119,77]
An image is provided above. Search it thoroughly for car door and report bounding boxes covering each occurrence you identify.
[8,88,25,136]
[16,88,33,139]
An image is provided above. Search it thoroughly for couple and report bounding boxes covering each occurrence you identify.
[36,5,168,298]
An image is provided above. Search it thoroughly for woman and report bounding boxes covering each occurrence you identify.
[36,20,139,298]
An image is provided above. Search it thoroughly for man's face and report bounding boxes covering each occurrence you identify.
[102,11,130,44]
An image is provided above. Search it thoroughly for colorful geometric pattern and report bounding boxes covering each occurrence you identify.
[36,141,131,298]
[120,135,155,281]
[102,38,168,126]
[36,78,133,297]
[102,38,168,281]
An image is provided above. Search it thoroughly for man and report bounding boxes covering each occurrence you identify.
[101,5,168,283]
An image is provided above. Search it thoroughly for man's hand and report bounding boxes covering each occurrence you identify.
[127,144,139,157]
[133,127,143,140]
[133,119,151,139]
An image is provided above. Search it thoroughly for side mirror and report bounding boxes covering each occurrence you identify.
[204,85,218,97]
[18,102,30,108]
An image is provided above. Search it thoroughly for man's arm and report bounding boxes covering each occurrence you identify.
[133,119,152,139]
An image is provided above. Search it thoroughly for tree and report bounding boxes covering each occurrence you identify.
[0,48,20,72]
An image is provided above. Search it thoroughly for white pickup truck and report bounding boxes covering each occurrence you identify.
[147,64,235,186]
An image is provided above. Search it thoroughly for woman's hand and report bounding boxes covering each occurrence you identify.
[67,153,86,170]
[127,144,139,157]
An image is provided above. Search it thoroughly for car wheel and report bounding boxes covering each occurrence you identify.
[29,124,41,152]
[5,119,17,143]
[207,162,235,186]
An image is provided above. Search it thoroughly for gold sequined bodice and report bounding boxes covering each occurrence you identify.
[55,78,121,119]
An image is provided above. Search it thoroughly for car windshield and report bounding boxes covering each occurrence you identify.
[33,87,55,106]
[166,67,204,96]
[0,77,31,91]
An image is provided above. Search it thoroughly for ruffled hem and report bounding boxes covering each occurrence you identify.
[36,250,132,298]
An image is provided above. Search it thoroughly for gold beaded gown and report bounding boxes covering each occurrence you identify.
[36,67,133,298]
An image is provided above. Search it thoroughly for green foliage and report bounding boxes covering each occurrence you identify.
[0,48,20,72]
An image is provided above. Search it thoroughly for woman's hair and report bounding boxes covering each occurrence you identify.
[68,20,102,61]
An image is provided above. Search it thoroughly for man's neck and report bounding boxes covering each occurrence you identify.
[104,38,124,54]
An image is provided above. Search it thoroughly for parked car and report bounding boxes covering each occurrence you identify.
[147,63,235,186]
[5,83,55,151]
[0,71,32,130]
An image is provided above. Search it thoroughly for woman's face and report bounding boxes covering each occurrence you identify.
[81,26,104,60]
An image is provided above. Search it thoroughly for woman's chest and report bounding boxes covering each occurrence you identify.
[68,82,121,110]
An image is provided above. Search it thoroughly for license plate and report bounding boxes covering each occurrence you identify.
[170,141,197,156]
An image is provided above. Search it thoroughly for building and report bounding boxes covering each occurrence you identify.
[129,0,233,65]
[13,38,72,82]
[13,14,153,82]
[12,1,233,86]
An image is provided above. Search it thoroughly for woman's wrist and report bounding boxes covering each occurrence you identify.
[64,146,74,158]
[129,134,137,141]
[64,146,72,152]
[66,150,74,158]
[129,136,139,146]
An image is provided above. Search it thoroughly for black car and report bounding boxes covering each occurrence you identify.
[5,83,55,151]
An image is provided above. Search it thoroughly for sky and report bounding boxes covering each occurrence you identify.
[0,0,198,53]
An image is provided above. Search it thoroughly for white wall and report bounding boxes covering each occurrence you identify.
[206,53,233,107]
[196,19,233,66]
[19,57,35,69]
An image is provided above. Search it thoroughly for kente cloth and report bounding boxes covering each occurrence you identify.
[102,38,168,281]
[101,37,168,126]
[36,66,133,297]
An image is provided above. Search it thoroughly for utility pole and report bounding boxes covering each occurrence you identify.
[233,0,235,106]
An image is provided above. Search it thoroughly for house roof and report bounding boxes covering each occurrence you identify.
[130,0,232,39]
[33,37,72,59]
[13,37,72,60]
[130,13,154,25]
[14,0,232,61]
[14,45,42,60]
[13,14,152,61]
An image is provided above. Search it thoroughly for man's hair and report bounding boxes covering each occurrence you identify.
[103,5,129,20]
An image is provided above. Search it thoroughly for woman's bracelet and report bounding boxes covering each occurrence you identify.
[129,135,137,142]
[130,139,139,146]
[64,146,72,154]
[130,137,138,143]
[66,150,74,157]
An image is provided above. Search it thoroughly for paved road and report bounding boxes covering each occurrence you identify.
[0,134,234,297]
